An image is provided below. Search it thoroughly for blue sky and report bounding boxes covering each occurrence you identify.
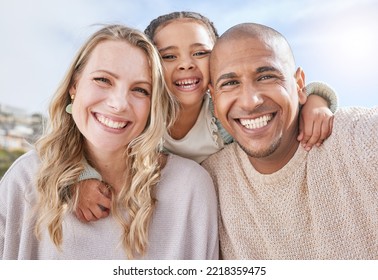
[1,0,377,114]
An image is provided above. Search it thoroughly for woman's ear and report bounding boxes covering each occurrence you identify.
[69,81,77,96]
[295,67,307,105]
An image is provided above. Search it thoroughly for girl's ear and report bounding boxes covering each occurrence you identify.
[295,67,307,105]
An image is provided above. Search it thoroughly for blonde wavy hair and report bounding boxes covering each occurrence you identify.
[34,24,177,259]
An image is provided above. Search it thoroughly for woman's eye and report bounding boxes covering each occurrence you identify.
[94,77,111,84]
[133,87,150,96]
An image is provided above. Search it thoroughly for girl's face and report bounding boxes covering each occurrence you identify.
[153,19,214,109]
[69,40,152,156]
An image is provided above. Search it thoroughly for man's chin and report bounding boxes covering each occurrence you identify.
[236,138,281,159]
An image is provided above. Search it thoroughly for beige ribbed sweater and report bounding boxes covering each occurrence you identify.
[202,107,378,259]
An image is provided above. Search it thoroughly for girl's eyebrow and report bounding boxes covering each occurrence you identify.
[158,45,177,53]
[191,43,212,49]
[158,43,212,53]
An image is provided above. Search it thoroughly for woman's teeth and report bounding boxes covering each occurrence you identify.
[96,114,127,129]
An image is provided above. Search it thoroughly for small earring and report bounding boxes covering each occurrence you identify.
[65,95,75,114]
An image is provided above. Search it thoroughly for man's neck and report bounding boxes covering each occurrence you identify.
[248,136,301,174]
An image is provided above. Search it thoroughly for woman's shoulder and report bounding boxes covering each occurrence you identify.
[157,153,216,204]
[162,154,214,188]
[2,150,39,175]
[0,150,39,204]
[0,150,39,186]
[165,153,208,172]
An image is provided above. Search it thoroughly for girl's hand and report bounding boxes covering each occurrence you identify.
[72,179,112,222]
[298,94,334,151]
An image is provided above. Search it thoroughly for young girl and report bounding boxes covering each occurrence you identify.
[0,24,218,259]
[74,11,338,222]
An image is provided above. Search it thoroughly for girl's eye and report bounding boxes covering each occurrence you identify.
[93,77,111,85]
[193,50,211,57]
[161,54,176,60]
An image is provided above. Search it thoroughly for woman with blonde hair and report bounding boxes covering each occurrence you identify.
[0,24,218,259]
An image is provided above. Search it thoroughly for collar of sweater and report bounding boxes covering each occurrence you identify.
[235,143,308,186]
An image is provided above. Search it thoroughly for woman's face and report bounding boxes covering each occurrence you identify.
[70,40,152,155]
[153,19,214,109]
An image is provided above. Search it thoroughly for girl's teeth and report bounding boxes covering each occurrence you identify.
[176,79,199,86]
[240,114,273,129]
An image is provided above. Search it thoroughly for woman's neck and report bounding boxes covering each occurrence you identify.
[86,148,128,193]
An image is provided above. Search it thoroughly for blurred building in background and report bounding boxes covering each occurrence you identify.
[0,104,44,151]
[0,104,45,178]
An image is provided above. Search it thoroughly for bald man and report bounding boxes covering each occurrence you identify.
[202,23,378,259]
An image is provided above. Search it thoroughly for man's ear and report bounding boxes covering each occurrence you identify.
[295,67,307,105]
[208,84,219,118]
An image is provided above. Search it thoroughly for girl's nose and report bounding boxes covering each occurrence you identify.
[178,56,195,70]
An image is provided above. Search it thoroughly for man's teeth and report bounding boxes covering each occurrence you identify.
[97,115,127,129]
[240,114,273,129]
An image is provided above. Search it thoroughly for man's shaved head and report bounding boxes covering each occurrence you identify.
[210,22,296,83]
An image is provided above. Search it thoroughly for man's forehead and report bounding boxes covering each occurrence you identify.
[212,38,274,65]
[217,36,264,50]
[211,35,291,72]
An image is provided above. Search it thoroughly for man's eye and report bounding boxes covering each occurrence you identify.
[258,75,275,81]
[221,80,239,87]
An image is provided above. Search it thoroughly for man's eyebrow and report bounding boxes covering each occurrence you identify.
[215,72,238,87]
[256,66,279,73]
[214,66,280,86]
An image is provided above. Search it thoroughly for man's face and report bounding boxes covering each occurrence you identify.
[209,36,306,169]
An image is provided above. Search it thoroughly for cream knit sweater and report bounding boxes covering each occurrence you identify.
[202,107,378,259]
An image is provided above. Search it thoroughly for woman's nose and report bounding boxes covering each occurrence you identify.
[107,90,129,112]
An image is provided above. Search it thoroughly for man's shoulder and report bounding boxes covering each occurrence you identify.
[334,106,378,122]
[202,143,238,171]
[332,106,378,137]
